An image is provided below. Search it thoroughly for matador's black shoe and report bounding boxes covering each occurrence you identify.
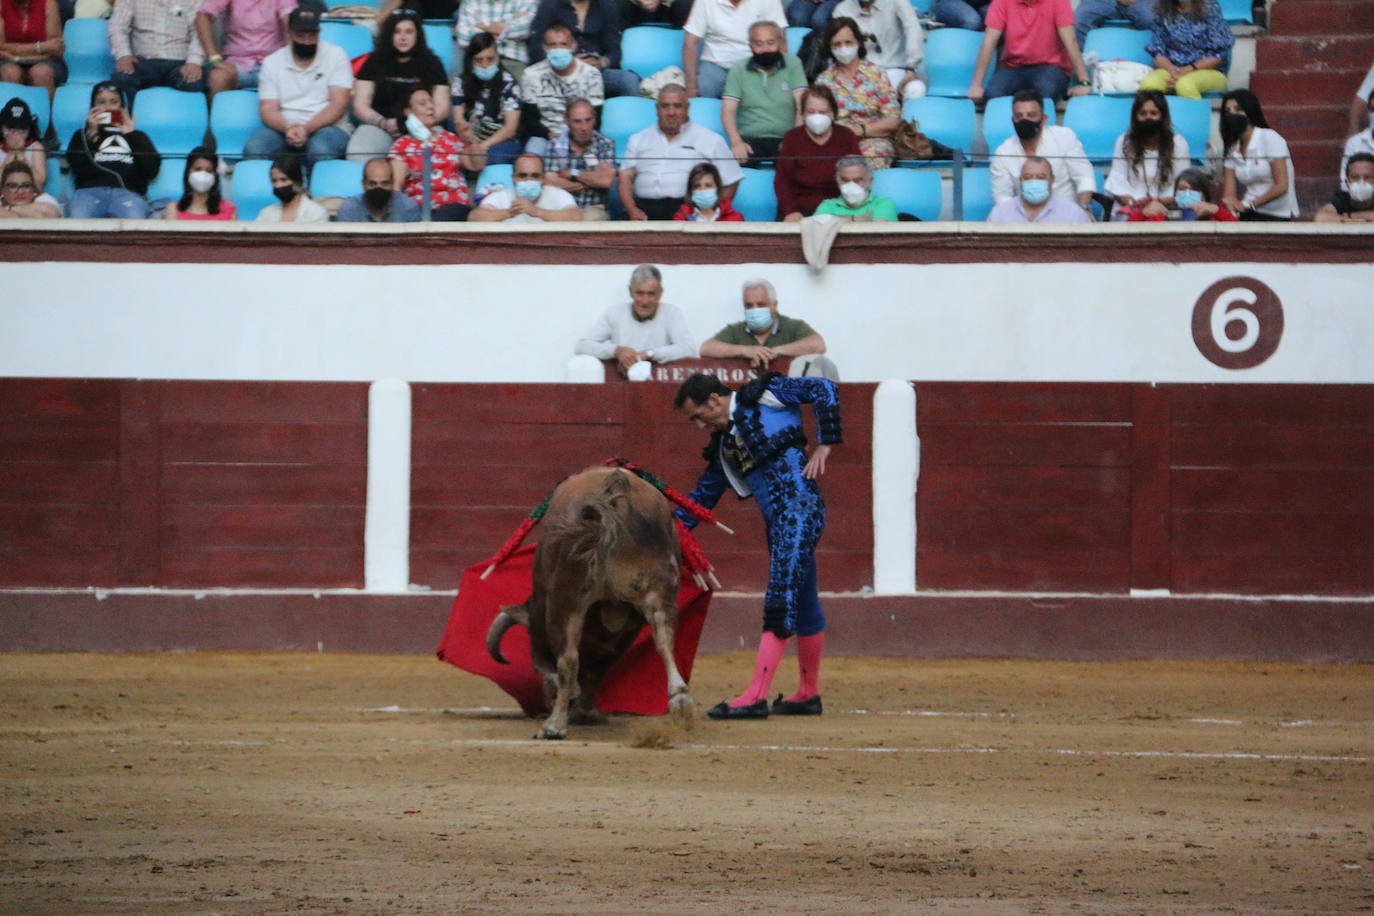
[706,699,770,720]
[770,694,823,716]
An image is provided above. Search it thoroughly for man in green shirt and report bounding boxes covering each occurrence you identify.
[722,21,807,166]
[814,155,899,221]
[700,277,830,371]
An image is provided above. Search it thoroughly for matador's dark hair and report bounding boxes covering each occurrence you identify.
[674,372,732,408]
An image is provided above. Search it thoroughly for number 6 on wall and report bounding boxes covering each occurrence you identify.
[1191,277,1284,370]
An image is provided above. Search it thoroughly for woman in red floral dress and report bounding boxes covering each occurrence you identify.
[388,87,483,221]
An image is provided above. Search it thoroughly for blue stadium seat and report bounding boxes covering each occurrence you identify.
[0,81,49,133]
[981,94,1054,152]
[924,28,989,97]
[474,163,512,197]
[786,26,808,56]
[63,18,116,84]
[908,0,933,13]
[145,156,186,211]
[1167,95,1212,163]
[1062,94,1132,161]
[228,158,274,219]
[600,96,655,160]
[1220,0,1252,23]
[51,83,89,144]
[43,157,70,202]
[730,167,777,221]
[209,89,260,161]
[424,23,454,74]
[688,96,724,139]
[310,158,363,198]
[1082,27,1153,67]
[957,166,993,221]
[320,22,374,61]
[132,87,208,156]
[901,96,975,155]
[872,167,941,220]
[620,26,683,77]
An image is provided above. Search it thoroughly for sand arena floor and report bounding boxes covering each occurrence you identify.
[2,652,1373,914]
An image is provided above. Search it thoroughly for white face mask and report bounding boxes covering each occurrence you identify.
[187,170,215,193]
[839,180,868,206]
[405,113,432,142]
[831,44,859,64]
[1349,180,1374,203]
[804,113,833,136]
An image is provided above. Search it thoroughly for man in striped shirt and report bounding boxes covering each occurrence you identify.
[108,0,207,97]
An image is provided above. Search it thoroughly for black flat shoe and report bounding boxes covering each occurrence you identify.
[706,699,770,720]
[770,694,822,716]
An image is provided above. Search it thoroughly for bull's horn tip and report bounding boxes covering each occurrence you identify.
[480,565,496,580]
[714,521,736,535]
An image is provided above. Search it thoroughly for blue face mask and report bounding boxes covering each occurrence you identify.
[473,63,499,80]
[546,48,574,70]
[744,307,772,332]
[515,180,543,201]
[1175,189,1202,208]
[1020,179,1050,205]
[691,188,718,210]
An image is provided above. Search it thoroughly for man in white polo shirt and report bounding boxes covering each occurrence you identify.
[242,9,353,165]
[618,84,743,220]
[683,0,786,99]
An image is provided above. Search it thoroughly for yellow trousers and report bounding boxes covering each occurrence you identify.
[1138,68,1229,101]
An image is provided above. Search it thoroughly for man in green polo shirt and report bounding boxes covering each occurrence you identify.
[815,155,899,221]
[722,21,807,166]
[700,277,831,371]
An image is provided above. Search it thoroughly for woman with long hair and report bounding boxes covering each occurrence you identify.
[1220,88,1298,220]
[452,32,523,168]
[255,155,329,222]
[1105,89,1192,218]
[164,146,236,220]
[813,16,900,169]
[65,81,161,219]
[1139,0,1233,100]
[347,8,451,162]
[775,85,861,220]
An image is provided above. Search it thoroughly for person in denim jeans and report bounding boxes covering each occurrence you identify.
[786,0,839,32]
[1074,0,1156,47]
[934,0,989,30]
[65,82,160,219]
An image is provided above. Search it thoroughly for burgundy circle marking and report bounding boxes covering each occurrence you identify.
[1191,277,1284,370]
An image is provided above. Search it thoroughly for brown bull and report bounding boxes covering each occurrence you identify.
[485,467,695,739]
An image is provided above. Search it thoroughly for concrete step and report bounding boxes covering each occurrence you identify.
[1265,103,1358,143]
[1251,69,1369,101]
[1269,0,1374,36]
[1256,35,1374,72]
[1296,176,1339,211]
[1286,138,1345,180]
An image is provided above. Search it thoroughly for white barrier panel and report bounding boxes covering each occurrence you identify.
[364,379,411,592]
[5,262,1374,383]
[872,380,918,595]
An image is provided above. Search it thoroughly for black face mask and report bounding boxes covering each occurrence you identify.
[364,186,392,210]
[272,184,296,203]
[1012,118,1040,141]
[292,40,318,60]
[751,51,782,70]
[1137,118,1163,136]
[1222,112,1249,136]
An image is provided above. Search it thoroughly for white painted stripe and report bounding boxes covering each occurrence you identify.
[364,379,412,592]
[872,380,918,595]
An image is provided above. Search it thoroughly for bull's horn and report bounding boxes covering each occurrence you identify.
[486,611,518,665]
[714,521,735,535]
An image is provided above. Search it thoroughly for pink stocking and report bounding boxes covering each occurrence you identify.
[729,631,788,707]
[787,633,824,702]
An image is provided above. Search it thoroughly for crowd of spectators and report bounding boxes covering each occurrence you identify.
[0,0,1366,224]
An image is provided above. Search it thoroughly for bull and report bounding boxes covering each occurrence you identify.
[485,467,695,739]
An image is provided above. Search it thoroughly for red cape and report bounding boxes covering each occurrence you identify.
[436,544,712,716]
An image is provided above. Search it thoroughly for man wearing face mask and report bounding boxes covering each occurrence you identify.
[722,22,807,166]
[987,155,1092,223]
[337,157,422,222]
[814,155,897,220]
[989,89,1094,207]
[1338,90,1374,194]
[471,151,583,220]
[620,84,743,220]
[700,278,829,370]
[243,10,354,166]
[1316,153,1374,223]
[519,22,604,158]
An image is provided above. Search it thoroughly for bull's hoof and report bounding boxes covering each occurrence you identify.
[668,693,697,725]
[535,726,567,740]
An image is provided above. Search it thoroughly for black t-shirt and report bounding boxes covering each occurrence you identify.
[1328,190,1358,216]
[418,0,457,18]
[357,50,448,120]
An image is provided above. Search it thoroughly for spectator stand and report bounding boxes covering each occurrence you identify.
[620,27,684,80]
[320,21,375,62]
[731,167,777,221]
[310,158,364,200]
[228,158,275,221]
[209,90,261,162]
[63,18,115,84]
[600,96,655,163]
[132,87,208,157]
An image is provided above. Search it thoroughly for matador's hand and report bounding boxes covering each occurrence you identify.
[803,444,830,479]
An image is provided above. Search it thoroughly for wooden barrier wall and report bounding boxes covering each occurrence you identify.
[915,383,1374,595]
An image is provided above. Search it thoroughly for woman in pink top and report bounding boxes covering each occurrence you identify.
[164,147,238,221]
[0,0,65,97]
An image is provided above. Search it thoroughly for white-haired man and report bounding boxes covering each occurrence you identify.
[574,264,698,372]
[700,278,834,376]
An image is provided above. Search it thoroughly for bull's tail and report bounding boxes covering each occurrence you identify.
[486,601,529,665]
